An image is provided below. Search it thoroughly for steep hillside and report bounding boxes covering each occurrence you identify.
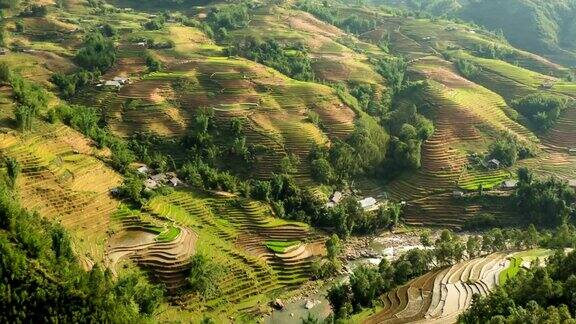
[378,0,576,66]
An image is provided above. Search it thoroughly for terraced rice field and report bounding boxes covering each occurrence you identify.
[138,190,325,316]
[543,107,576,150]
[364,252,513,324]
[107,207,197,291]
[384,62,529,227]
[0,124,122,265]
[95,47,355,181]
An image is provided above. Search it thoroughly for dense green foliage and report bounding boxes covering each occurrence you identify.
[513,168,575,227]
[51,70,100,98]
[487,132,535,167]
[0,181,163,322]
[460,249,576,323]
[187,253,226,299]
[227,37,315,81]
[455,58,482,79]
[297,1,379,34]
[512,93,571,131]
[75,32,116,73]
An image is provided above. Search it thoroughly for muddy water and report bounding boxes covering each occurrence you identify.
[108,229,157,247]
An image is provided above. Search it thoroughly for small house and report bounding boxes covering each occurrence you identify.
[569,148,576,156]
[169,177,181,187]
[501,180,519,190]
[0,48,7,55]
[330,191,343,204]
[136,42,147,47]
[326,201,336,208]
[144,179,159,190]
[137,165,150,174]
[488,159,501,169]
[104,80,122,89]
[569,180,576,189]
[540,82,554,90]
[112,76,129,85]
[150,173,167,183]
[452,190,464,198]
[358,197,378,211]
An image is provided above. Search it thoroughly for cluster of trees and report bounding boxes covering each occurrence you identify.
[460,249,576,323]
[52,28,117,97]
[144,16,165,30]
[328,226,550,319]
[227,37,315,81]
[297,1,379,34]
[311,234,343,279]
[75,32,116,73]
[52,104,135,173]
[187,253,226,299]
[487,132,535,167]
[19,4,48,17]
[203,2,251,41]
[51,69,100,98]
[0,179,163,322]
[455,58,482,79]
[348,81,390,117]
[0,63,49,131]
[513,168,575,227]
[145,51,162,72]
[512,93,571,131]
[309,116,389,185]
[473,43,514,60]
[383,99,434,174]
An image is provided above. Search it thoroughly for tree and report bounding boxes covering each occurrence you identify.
[349,265,383,309]
[188,253,225,299]
[301,313,320,324]
[327,283,353,318]
[4,157,20,188]
[0,62,11,84]
[326,234,341,259]
[466,235,482,258]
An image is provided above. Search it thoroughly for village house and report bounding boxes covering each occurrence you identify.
[569,148,576,156]
[358,197,378,211]
[487,159,501,169]
[501,180,519,190]
[150,173,168,183]
[144,179,159,190]
[169,177,182,187]
[137,165,150,174]
[453,190,464,198]
[103,80,122,89]
[113,76,129,85]
[326,191,344,208]
[0,48,7,55]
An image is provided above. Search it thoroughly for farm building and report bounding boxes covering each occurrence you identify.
[358,197,378,211]
[112,76,129,85]
[331,191,343,204]
[169,177,182,187]
[144,179,159,190]
[151,173,168,183]
[104,80,122,89]
[488,159,501,169]
[137,165,150,174]
[453,190,464,198]
[501,180,519,190]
